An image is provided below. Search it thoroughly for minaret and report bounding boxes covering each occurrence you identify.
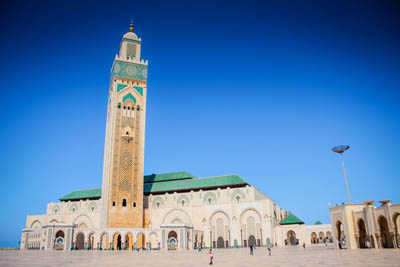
[100,20,148,228]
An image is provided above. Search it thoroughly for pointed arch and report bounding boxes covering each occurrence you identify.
[123,93,136,104]
[209,210,231,226]
[162,208,192,224]
[30,220,42,229]
[73,214,93,228]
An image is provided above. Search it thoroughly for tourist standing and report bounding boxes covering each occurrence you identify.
[267,246,272,256]
[250,245,253,255]
[209,249,213,265]
[303,242,305,249]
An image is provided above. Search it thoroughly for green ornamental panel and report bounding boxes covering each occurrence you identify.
[133,86,143,96]
[112,60,148,81]
[117,84,128,92]
[116,84,143,96]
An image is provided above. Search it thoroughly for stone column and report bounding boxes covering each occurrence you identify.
[375,234,382,249]
[161,229,166,250]
[391,233,396,249]
[355,232,360,248]
[180,229,184,250]
[47,228,53,250]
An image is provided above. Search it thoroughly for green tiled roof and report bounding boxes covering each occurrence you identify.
[60,188,101,201]
[144,171,195,184]
[314,221,322,225]
[279,213,304,225]
[144,174,246,193]
[60,173,247,201]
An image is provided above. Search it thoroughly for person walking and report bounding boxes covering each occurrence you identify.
[209,249,213,265]
[267,246,272,256]
[303,242,305,249]
[250,245,253,255]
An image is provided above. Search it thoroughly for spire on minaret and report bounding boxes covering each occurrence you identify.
[129,19,134,32]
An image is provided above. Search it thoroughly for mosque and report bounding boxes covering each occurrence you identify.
[20,22,331,251]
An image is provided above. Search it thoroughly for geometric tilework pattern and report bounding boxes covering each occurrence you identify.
[112,60,148,81]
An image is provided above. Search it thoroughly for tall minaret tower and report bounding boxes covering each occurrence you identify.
[100,20,148,228]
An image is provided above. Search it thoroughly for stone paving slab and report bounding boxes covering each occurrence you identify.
[1,245,400,267]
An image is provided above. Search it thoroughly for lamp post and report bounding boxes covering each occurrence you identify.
[331,145,351,204]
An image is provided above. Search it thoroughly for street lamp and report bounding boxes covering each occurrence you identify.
[331,145,351,204]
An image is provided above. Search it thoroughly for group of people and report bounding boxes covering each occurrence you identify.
[207,245,272,265]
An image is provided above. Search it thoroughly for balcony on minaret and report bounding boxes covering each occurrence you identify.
[122,131,133,143]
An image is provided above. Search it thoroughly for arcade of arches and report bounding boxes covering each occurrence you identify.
[69,231,159,250]
[330,201,400,250]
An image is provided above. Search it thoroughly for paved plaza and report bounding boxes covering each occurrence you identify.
[1,245,400,267]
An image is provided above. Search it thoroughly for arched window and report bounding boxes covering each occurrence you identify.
[133,202,136,207]
[181,200,185,206]
[118,103,121,109]
[122,199,127,207]
[112,201,116,206]
[128,107,130,110]
[137,105,140,111]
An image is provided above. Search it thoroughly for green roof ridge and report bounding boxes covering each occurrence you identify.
[144,174,246,194]
[314,220,323,225]
[144,171,195,183]
[60,188,101,201]
[60,173,248,201]
[279,213,304,225]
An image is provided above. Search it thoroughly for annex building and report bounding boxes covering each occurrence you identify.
[20,22,330,251]
[330,201,400,249]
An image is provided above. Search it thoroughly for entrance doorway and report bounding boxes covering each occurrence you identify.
[287,231,297,246]
[168,231,178,250]
[336,221,345,248]
[136,233,145,249]
[76,233,84,250]
[217,237,224,248]
[358,219,368,248]
[248,235,256,247]
[117,235,122,250]
[311,232,317,244]
[378,216,394,248]
[55,230,64,250]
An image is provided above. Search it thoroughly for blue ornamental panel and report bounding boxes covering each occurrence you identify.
[112,60,148,81]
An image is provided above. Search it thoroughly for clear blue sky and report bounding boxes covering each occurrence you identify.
[1,0,399,247]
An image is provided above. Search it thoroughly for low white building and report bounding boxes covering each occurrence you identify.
[274,214,332,246]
